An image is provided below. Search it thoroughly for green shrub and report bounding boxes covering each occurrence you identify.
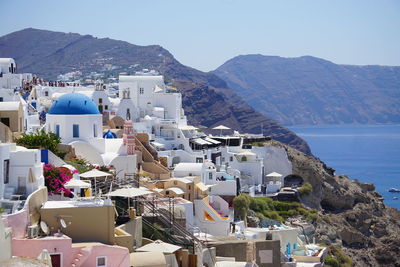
[298,182,313,196]
[324,256,340,267]
[326,246,353,267]
[247,197,317,222]
[16,129,66,158]
[233,194,252,221]
[264,210,284,222]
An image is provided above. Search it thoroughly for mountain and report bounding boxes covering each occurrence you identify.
[213,54,400,125]
[0,28,310,154]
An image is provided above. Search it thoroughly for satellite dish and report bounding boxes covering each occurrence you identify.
[40,221,49,235]
[60,218,67,229]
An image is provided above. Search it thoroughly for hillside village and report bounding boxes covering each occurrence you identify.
[1,57,398,267]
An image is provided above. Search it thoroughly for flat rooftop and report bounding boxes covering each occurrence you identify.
[42,199,110,209]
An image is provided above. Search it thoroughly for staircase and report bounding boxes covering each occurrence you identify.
[141,199,203,253]
[71,247,90,267]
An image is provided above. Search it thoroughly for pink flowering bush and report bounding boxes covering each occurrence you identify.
[43,164,73,195]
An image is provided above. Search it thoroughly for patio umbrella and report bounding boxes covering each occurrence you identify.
[212,125,230,136]
[80,169,112,195]
[136,240,182,254]
[106,187,153,198]
[64,179,91,188]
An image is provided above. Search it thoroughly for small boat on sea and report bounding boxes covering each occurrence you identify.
[388,188,400,193]
[393,197,399,200]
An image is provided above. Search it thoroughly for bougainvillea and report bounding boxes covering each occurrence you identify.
[43,164,74,195]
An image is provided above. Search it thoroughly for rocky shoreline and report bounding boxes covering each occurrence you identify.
[268,140,400,266]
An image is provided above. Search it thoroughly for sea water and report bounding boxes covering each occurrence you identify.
[289,124,400,210]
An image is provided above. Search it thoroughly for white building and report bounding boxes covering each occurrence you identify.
[0,143,44,214]
[0,58,32,91]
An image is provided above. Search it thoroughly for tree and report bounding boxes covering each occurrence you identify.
[233,193,252,225]
[16,129,66,158]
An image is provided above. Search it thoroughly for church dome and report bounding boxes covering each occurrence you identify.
[48,93,100,115]
[103,129,117,139]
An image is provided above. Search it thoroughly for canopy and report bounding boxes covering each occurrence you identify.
[193,138,212,146]
[80,169,112,178]
[266,172,282,177]
[212,125,230,130]
[106,187,153,198]
[204,137,221,144]
[64,179,91,188]
[136,240,182,253]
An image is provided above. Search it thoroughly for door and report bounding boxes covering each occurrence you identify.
[50,253,61,267]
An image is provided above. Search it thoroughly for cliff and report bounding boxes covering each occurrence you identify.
[213,54,400,126]
[0,28,310,154]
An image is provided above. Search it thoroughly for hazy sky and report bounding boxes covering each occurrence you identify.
[1,0,399,71]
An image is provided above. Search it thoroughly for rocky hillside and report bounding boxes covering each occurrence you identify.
[0,28,310,154]
[266,139,400,266]
[213,54,400,125]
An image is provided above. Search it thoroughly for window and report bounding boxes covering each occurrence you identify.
[174,181,177,185]
[104,105,108,110]
[96,256,107,267]
[221,157,225,162]
[166,191,169,195]
[45,91,49,97]
[93,124,97,137]
[55,124,60,138]
[0,97,3,102]
[73,124,79,138]
[99,98,103,104]
[139,87,144,94]
[4,160,10,184]
[242,156,247,162]
[209,173,213,180]
[230,156,233,162]
[1,118,10,127]
[188,185,191,190]
[98,105,103,113]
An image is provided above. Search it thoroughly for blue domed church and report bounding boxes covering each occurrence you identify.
[45,93,103,143]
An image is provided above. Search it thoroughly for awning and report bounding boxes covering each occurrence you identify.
[193,138,212,146]
[204,137,221,144]
[106,187,153,198]
[64,179,91,188]
[28,168,36,184]
[80,169,112,178]
[136,240,182,253]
